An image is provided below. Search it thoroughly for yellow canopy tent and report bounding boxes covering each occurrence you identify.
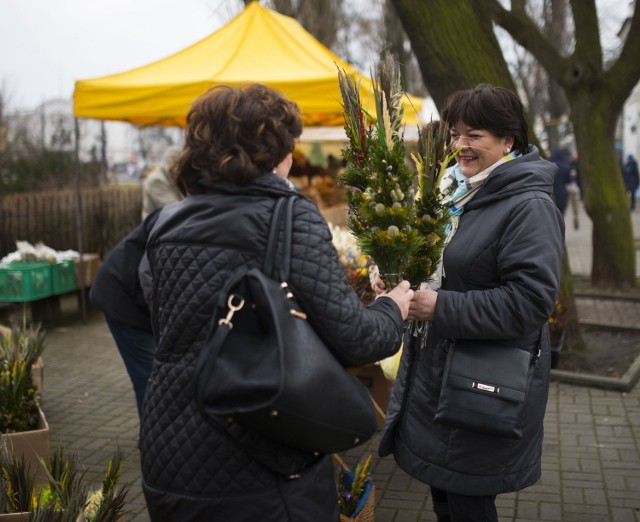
[73,2,423,127]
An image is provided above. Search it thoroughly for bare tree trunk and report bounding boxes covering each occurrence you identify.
[391,0,516,108]
[570,92,636,286]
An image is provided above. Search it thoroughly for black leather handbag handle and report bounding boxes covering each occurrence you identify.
[263,196,296,281]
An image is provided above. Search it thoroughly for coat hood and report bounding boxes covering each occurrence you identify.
[466,146,556,210]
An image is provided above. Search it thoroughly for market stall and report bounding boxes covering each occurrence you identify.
[73,2,423,127]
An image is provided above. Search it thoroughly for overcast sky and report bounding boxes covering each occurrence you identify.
[0,0,630,113]
[0,0,244,111]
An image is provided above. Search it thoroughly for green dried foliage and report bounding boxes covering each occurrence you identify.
[0,441,36,514]
[337,53,458,287]
[0,442,128,521]
[85,448,129,522]
[337,454,372,517]
[0,322,46,433]
[40,445,88,513]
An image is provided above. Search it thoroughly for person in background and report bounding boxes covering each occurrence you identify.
[623,154,639,211]
[569,153,583,200]
[549,148,573,215]
[139,83,414,521]
[89,208,165,416]
[377,84,564,522]
[141,145,183,219]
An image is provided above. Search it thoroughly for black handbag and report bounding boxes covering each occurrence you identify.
[434,340,538,439]
[194,196,379,454]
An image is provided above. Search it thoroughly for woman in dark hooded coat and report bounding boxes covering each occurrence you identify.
[378,84,565,522]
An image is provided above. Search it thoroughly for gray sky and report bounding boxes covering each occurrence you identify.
[0,0,630,113]
[0,0,242,111]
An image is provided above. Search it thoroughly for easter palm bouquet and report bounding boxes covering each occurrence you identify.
[337,53,459,289]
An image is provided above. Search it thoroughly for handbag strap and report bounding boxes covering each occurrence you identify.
[196,195,296,423]
[263,196,296,280]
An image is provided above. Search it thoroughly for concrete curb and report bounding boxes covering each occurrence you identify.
[551,351,640,392]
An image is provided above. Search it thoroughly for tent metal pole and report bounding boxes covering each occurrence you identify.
[73,118,87,322]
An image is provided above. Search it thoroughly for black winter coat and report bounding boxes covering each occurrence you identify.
[379,147,565,496]
[140,173,405,521]
[549,148,572,214]
[89,209,160,331]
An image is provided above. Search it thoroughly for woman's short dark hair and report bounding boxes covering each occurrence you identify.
[441,83,529,155]
[175,83,303,194]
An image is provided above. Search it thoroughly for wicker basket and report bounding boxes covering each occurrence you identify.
[334,454,376,522]
[339,482,375,522]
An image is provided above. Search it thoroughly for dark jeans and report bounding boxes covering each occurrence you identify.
[105,314,156,416]
[431,486,498,522]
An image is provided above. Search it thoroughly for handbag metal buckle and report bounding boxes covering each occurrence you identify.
[218,294,245,329]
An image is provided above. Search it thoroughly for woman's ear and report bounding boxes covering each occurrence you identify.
[273,152,294,177]
[503,137,515,155]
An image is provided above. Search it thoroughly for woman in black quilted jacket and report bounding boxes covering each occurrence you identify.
[139,83,414,521]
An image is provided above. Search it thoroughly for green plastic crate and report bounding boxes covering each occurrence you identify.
[51,259,77,295]
[0,262,53,302]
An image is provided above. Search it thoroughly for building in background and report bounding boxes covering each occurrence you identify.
[619,2,640,162]
[5,98,183,183]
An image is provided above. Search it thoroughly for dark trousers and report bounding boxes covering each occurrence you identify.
[430,486,498,522]
[105,314,156,416]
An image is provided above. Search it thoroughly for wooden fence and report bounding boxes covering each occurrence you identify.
[0,186,142,260]
[0,182,349,262]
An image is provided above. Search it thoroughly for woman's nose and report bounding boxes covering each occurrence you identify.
[453,136,471,148]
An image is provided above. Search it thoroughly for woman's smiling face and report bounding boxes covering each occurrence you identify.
[450,121,514,178]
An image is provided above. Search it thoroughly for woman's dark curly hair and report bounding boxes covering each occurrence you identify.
[441,83,529,155]
[175,83,303,194]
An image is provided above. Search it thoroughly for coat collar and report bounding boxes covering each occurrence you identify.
[198,172,297,200]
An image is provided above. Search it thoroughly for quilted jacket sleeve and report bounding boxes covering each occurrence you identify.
[287,198,405,368]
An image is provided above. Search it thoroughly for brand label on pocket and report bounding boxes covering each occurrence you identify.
[473,382,500,394]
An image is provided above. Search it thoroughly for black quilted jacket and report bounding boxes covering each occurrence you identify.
[140,173,405,522]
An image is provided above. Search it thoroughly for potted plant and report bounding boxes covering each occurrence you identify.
[0,440,36,520]
[0,322,46,398]
[0,322,49,483]
[0,442,128,521]
[83,449,129,522]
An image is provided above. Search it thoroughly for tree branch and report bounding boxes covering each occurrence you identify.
[569,0,602,69]
[604,1,640,104]
[480,0,567,83]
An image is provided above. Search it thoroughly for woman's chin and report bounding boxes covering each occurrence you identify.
[459,164,479,178]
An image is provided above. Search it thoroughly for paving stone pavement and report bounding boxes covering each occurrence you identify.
[31,203,640,521]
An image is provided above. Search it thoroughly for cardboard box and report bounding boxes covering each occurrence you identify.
[74,253,101,288]
[2,408,50,484]
[0,513,29,521]
[350,363,392,428]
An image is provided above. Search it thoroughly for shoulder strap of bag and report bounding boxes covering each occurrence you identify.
[263,195,296,280]
[195,195,296,423]
[263,197,287,279]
